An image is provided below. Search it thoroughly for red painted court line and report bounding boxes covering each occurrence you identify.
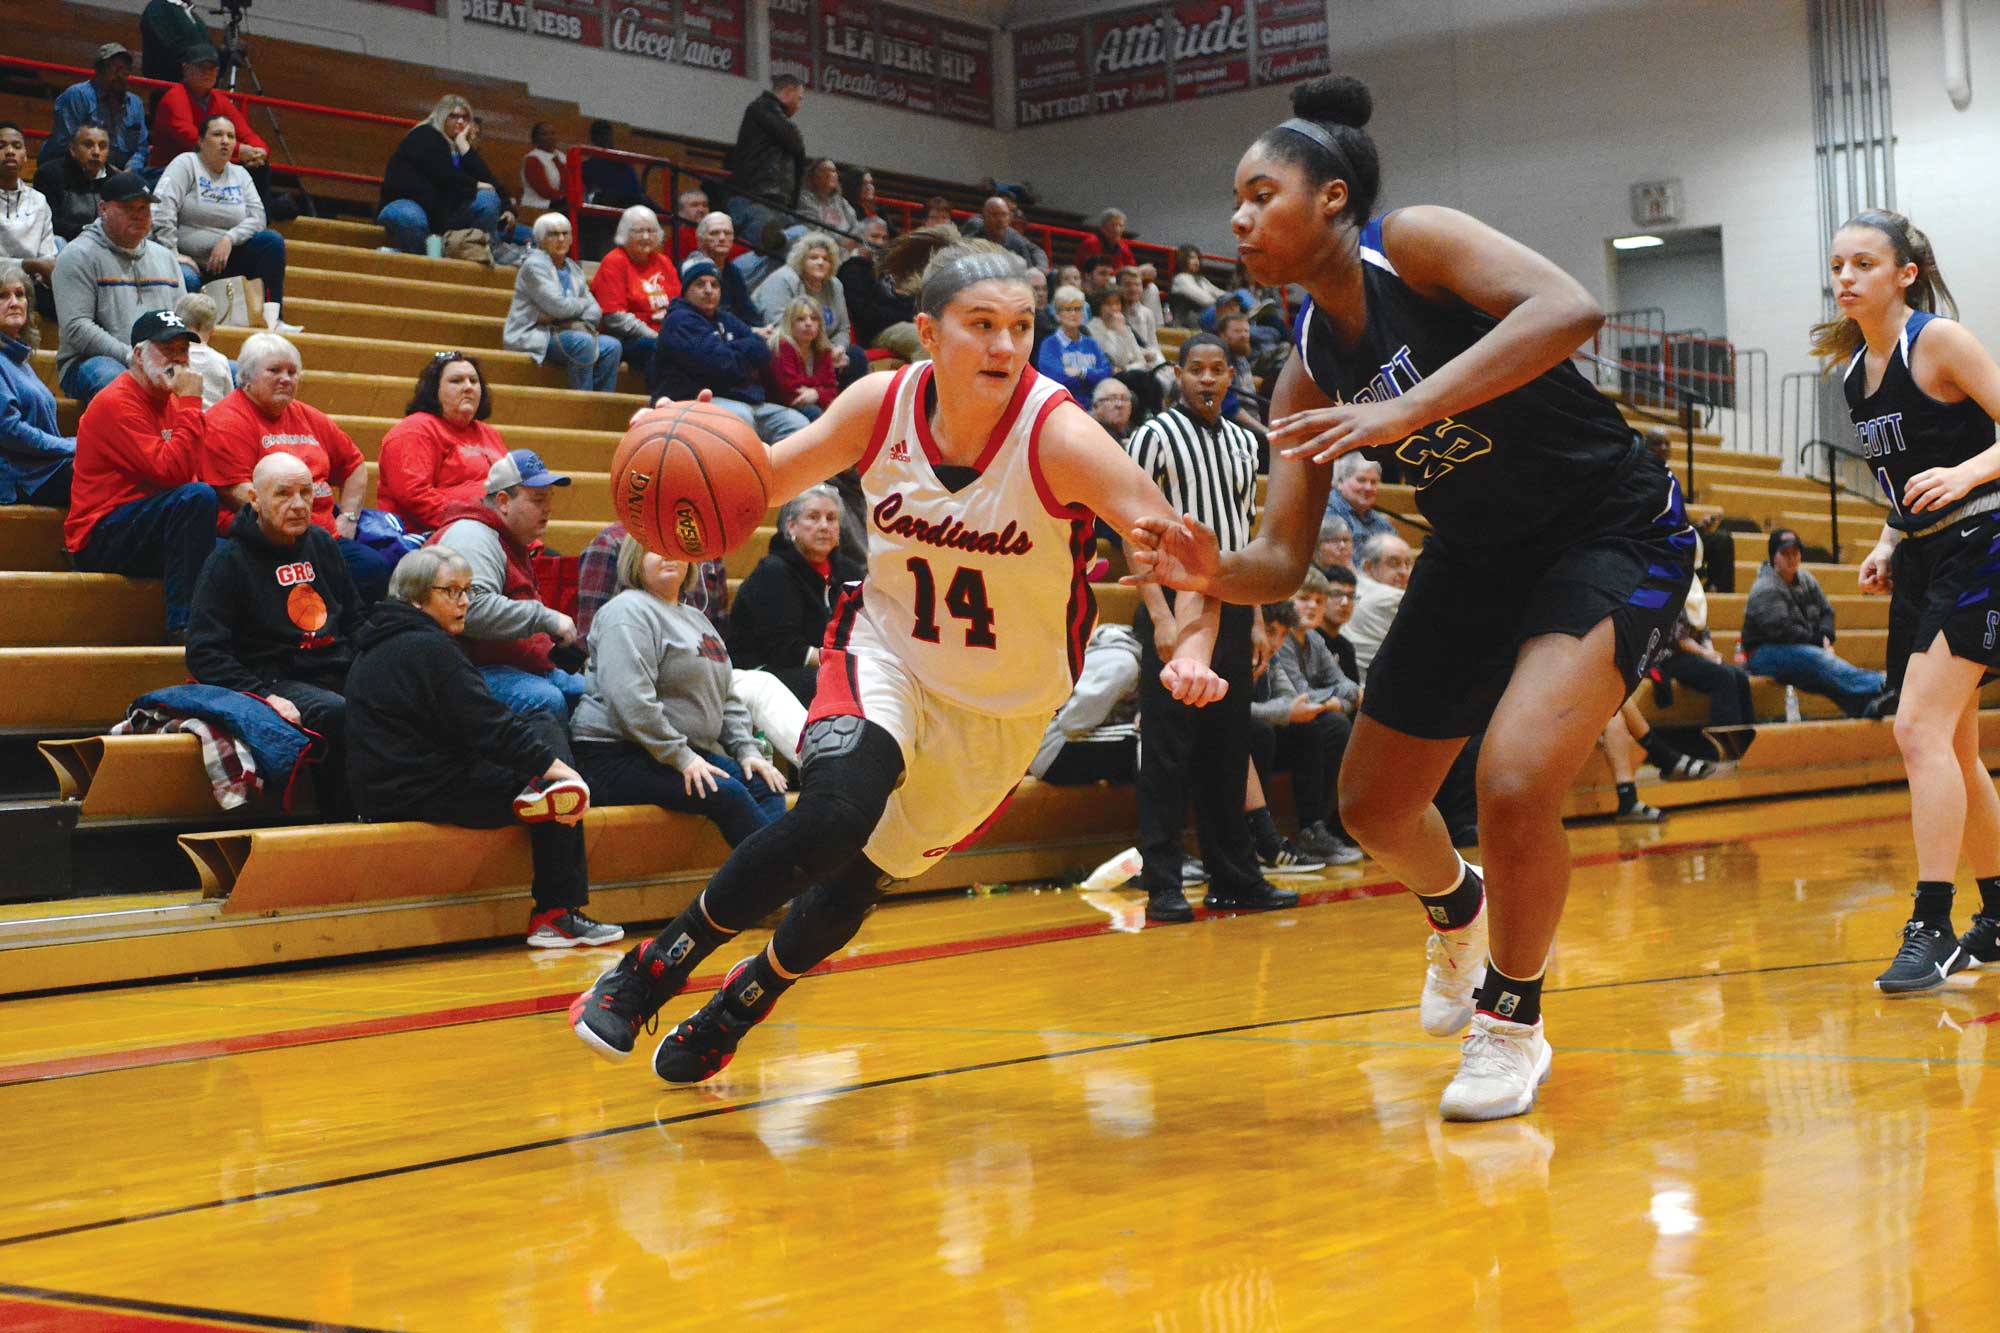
[0,1294,261,1332]
[0,810,1909,1088]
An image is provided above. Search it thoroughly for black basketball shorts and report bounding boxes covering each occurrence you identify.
[1888,509,2000,676]
[1360,454,1696,740]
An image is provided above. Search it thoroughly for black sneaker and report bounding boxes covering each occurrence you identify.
[1875,920,1968,994]
[1258,839,1326,876]
[1202,880,1300,913]
[1146,886,1196,923]
[570,937,690,1062]
[653,961,768,1085]
[1959,914,2000,968]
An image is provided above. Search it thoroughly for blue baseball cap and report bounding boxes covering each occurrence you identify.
[485,449,570,493]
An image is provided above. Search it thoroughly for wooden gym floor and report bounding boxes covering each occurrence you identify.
[0,786,1994,1331]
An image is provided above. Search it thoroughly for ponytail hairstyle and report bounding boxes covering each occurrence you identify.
[1810,209,1959,364]
[1255,75,1382,228]
[877,225,1031,319]
[769,295,832,371]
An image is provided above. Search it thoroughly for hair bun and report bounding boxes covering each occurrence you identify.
[1291,75,1373,130]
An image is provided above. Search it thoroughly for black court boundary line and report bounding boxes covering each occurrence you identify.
[0,1279,406,1332]
[0,953,1880,1254]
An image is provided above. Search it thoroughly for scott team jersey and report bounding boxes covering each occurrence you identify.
[1292,214,1636,547]
[1842,310,1998,532]
[831,363,1097,717]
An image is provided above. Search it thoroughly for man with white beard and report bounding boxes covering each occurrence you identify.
[65,307,218,643]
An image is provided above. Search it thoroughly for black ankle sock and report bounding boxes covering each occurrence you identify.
[1415,859,1484,931]
[1977,875,2000,919]
[647,896,734,980]
[1616,781,1639,812]
[1912,880,1956,930]
[1640,733,1681,770]
[1246,807,1281,859]
[724,951,794,1020]
[1477,966,1544,1027]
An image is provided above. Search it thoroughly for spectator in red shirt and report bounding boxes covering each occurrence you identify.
[1072,207,1136,271]
[66,309,219,640]
[202,331,391,601]
[765,296,839,422]
[590,204,680,371]
[150,45,266,167]
[376,352,507,532]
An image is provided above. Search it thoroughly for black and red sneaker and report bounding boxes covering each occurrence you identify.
[570,938,694,1062]
[652,959,772,1085]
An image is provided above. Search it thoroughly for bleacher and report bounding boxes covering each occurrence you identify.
[4,4,1995,997]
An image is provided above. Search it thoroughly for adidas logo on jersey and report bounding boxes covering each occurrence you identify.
[887,439,911,463]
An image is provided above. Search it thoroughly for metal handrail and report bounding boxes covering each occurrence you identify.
[1797,436,1890,556]
[1575,348,1713,499]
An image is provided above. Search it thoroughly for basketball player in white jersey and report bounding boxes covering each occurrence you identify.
[571,230,1226,1083]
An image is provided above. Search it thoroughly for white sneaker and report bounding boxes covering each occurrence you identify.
[1439,1013,1552,1122]
[1419,891,1487,1036]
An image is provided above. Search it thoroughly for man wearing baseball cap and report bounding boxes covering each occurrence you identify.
[150,42,270,170]
[52,170,187,405]
[429,449,585,721]
[39,43,149,175]
[66,309,219,642]
[1741,527,1889,717]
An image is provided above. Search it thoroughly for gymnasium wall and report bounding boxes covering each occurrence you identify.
[77,0,1019,186]
[75,0,2000,428]
[1018,0,2000,434]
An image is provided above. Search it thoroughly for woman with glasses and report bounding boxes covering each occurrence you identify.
[589,204,680,372]
[345,545,622,949]
[1033,284,1111,403]
[377,352,508,533]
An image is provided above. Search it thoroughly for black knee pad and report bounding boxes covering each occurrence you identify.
[771,854,894,972]
[795,716,904,836]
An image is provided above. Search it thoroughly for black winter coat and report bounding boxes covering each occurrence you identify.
[379,123,487,228]
[185,507,362,695]
[725,91,805,207]
[344,600,556,819]
[725,533,860,701]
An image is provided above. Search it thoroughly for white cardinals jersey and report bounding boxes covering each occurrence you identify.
[827,363,1096,718]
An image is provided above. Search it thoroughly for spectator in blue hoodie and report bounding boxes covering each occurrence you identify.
[0,261,74,505]
[1034,283,1111,401]
[647,253,807,444]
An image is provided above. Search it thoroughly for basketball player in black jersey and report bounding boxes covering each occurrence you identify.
[1821,211,2000,993]
[1129,76,1694,1121]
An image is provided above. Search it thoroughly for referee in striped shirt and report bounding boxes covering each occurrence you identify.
[1125,334,1296,921]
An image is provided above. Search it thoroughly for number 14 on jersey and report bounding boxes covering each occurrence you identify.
[907,557,997,648]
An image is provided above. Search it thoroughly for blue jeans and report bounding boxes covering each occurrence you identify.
[712,396,809,444]
[70,483,220,633]
[572,740,785,847]
[480,664,586,721]
[1747,643,1886,716]
[616,333,656,372]
[59,356,127,407]
[545,329,622,392]
[179,230,289,302]
[376,192,503,256]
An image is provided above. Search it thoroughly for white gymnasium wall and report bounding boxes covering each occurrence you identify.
[1613,242,1728,340]
[1013,0,2000,451]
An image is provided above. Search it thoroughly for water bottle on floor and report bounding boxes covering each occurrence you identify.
[1082,847,1144,891]
[1783,685,1801,723]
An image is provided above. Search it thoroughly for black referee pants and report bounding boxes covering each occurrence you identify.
[1135,597,1260,897]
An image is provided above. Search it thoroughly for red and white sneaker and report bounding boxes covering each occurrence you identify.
[1419,873,1487,1037]
[527,908,624,949]
[514,776,590,824]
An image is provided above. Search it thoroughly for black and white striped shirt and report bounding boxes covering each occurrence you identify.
[1124,406,1261,554]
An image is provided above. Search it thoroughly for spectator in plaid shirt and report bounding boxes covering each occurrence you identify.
[576,520,729,642]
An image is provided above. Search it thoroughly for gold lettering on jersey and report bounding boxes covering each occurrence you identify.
[872,491,1034,555]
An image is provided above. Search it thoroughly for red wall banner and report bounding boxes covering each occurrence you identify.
[1015,0,1328,126]
[455,0,748,75]
[767,0,996,127]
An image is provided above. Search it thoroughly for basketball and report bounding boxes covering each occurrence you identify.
[610,402,772,562]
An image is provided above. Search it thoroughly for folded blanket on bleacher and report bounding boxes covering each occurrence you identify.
[112,684,318,811]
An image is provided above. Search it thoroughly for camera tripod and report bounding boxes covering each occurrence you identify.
[213,0,316,216]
